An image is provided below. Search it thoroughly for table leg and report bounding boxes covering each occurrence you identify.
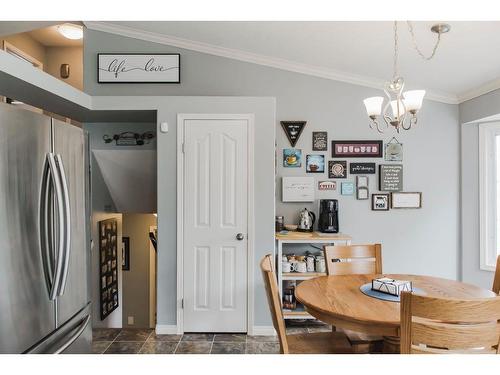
[382,336,400,354]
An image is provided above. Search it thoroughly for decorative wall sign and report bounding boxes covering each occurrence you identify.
[356,175,369,188]
[332,140,383,158]
[328,160,347,178]
[318,181,336,191]
[372,194,390,211]
[341,181,355,195]
[103,131,155,146]
[379,164,403,191]
[99,218,119,320]
[385,137,403,161]
[98,54,180,83]
[281,121,306,147]
[312,131,328,151]
[306,155,325,173]
[282,177,315,202]
[283,149,302,167]
[350,162,376,174]
[357,187,369,200]
[391,192,422,209]
[122,237,130,271]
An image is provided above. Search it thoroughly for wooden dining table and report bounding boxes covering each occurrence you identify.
[295,274,497,353]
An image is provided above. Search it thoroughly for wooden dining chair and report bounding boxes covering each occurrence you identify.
[493,255,500,295]
[260,254,352,354]
[323,244,383,353]
[400,292,500,354]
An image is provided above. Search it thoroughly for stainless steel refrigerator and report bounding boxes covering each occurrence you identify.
[0,103,91,354]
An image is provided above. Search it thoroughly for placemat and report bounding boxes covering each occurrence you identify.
[359,283,426,302]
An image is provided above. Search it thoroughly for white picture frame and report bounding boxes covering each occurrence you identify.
[391,192,422,209]
[282,177,315,202]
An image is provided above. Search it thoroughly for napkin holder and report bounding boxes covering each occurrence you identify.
[371,277,412,296]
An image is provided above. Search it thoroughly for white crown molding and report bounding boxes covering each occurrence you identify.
[457,78,500,104]
[84,21,459,105]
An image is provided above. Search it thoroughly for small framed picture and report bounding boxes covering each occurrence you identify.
[372,194,390,211]
[341,182,354,195]
[391,192,422,209]
[283,149,302,167]
[122,237,130,271]
[357,187,369,200]
[318,181,336,191]
[356,175,369,188]
[328,160,347,178]
[306,155,325,173]
[312,132,328,151]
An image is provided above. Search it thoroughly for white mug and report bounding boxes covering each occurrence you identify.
[282,261,292,273]
[294,261,307,273]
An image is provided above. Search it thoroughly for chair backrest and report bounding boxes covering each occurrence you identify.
[260,254,289,353]
[400,292,500,354]
[493,255,500,295]
[323,244,382,275]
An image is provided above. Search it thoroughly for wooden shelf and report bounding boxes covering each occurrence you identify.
[275,231,352,242]
[282,272,326,280]
[283,309,314,319]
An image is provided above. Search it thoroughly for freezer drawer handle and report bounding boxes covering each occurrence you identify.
[53,314,90,354]
[55,155,71,297]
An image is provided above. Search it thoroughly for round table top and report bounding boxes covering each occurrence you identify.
[295,274,497,336]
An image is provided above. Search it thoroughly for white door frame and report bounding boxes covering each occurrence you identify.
[176,113,255,334]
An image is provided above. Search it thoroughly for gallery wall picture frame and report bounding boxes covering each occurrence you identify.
[350,162,376,174]
[318,181,336,191]
[281,121,306,147]
[357,186,369,200]
[306,154,325,173]
[328,160,347,178]
[312,131,328,151]
[97,53,181,83]
[99,218,119,320]
[282,177,315,202]
[122,237,130,271]
[372,193,390,211]
[341,181,355,195]
[283,149,302,167]
[391,192,422,209]
[332,140,383,158]
[379,164,403,191]
[385,137,403,161]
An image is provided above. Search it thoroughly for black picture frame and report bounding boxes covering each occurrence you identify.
[350,162,376,174]
[281,121,306,147]
[328,160,347,179]
[371,194,390,211]
[122,237,130,271]
[331,140,383,158]
[312,131,328,151]
[99,218,119,320]
[97,53,181,84]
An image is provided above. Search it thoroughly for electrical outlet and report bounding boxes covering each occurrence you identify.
[127,316,134,325]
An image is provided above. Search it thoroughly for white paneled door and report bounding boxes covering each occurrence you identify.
[182,117,248,332]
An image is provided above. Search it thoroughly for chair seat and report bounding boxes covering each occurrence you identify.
[340,329,384,353]
[287,331,352,354]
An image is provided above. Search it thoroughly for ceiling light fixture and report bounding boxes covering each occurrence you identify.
[363,21,450,133]
[57,23,83,40]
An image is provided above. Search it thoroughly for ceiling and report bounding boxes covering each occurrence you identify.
[87,21,500,103]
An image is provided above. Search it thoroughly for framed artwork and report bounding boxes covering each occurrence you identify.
[312,131,328,151]
[281,121,306,147]
[385,137,403,161]
[350,162,376,174]
[97,54,180,83]
[332,140,383,158]
[318,181,336,191]
[356,175,369,188]
[328,160,347,178]
[372,194,390,211]
[99,218,119,320]
[283,149,302,167]
[122,237,130,271]
[379,164,403,191]
[306,155,325,173]
[282,177,315,202]
[391,192,422,209]
[357,187,369,200]
[341,182,355,195]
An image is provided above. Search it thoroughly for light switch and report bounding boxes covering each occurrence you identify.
[160,122,169,133]
[128,316,134,325]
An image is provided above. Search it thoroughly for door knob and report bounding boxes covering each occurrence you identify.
[236,233,244,241]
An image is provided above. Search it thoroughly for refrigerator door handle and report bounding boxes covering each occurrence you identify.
[53,314,90,354]
[39,155,55,296]
[55,154,71,297]
[47,153,66,301]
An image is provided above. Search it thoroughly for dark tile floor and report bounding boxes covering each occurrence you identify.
[92,321,331,354]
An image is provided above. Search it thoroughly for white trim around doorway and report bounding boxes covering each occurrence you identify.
[176,113,255,335]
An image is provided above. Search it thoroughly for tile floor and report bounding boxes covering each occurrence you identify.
[92,321,331,354]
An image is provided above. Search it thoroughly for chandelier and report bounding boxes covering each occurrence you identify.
[363,21,450,133]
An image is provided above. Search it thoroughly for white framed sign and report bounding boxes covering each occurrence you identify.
[98,54,180,83]
[391,192,422,209]
[282,177,315,202]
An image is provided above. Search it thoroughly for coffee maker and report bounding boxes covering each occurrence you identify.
[318,199,339,233]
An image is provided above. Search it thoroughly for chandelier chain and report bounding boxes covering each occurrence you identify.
[393,21,399,79]
[406,21,442,60]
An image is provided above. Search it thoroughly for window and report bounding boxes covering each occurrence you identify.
[479,122,500,271]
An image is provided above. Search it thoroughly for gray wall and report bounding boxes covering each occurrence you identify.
[459,88,500,289]
[122,213,157,328]
[85,29,461,328]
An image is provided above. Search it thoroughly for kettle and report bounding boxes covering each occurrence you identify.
[297,208,316,232]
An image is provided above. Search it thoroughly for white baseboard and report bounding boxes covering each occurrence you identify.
[155,324,179,334]
[250,326,276,336]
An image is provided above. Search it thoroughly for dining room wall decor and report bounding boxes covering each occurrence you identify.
[350,162,376,174]
[385,137,403,161]
[312,131,328,151]
[281,121,307,147]
[379,164,403,191]
[306,154,325,173]
[391,192,422,209]
[341,181,355,195]
[283,149,302,167]
[372,193,391,211]
[332,140,383,158]
[282,177,315,202]
[328,160,347,178]
[318,181,337,191]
